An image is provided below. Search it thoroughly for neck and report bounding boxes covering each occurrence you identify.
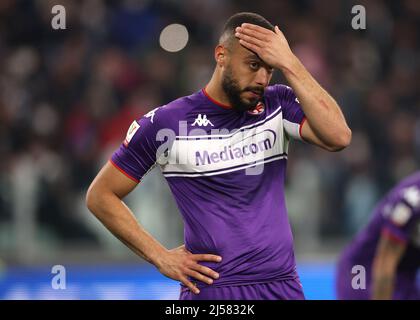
[205,70,231,107]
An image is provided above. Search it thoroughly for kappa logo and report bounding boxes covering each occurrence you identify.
[247,102,265,115]
[145,107,160,123]
[192,114,214,127]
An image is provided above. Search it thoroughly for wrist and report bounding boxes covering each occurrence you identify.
[148,245,169,269]
[277,52,300,75]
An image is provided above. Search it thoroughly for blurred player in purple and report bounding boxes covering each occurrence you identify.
[337,172,420,300]
[86,12,351,300]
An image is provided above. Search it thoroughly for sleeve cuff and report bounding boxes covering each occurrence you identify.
[299,117,307,140]
[381,227,407,245]
[109,159,140,183]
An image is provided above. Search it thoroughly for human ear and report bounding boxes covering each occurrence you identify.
[215,45,226,67]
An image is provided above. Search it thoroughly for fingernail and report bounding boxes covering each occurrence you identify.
[214,273,219,279]
[208,279,213,284]
[196,289,200,294]
[217,257,222,262]
[235,32,240,37]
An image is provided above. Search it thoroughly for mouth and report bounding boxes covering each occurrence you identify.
[245,90,263,98]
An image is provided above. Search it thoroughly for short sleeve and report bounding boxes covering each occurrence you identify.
[275,84,306,140]
[110,109,165,183]
[382,186,420,244]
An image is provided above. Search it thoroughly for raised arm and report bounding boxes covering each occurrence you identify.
[86,161,221,295]
[235,23,352,151]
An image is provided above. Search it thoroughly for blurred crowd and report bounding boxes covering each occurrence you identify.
[0,0,419,262]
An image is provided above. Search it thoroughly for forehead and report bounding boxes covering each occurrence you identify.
[230,40,260,60]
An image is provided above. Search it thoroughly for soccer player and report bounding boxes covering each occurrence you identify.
[336,172,420,300]
[86,12,351,300]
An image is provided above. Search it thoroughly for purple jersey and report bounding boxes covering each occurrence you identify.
[111,84,306,288]
[337,172,420,299]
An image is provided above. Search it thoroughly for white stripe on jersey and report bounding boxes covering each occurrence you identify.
[160,108,298,177]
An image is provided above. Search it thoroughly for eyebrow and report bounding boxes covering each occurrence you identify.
[245,53,261,60]
[244,54,274,69]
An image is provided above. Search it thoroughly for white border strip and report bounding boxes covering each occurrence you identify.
[163,154,287,178]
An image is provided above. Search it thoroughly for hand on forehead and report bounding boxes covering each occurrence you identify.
[231,31,270,68]
[236,23,274,38]
[233,22,290,70]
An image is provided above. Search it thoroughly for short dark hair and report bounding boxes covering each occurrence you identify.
[219,12,274,48]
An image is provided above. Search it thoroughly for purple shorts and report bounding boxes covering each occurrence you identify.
[179,278,305,300]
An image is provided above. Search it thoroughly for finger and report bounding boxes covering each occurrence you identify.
[238,39,261,54]
[236,26,270,42]
[192,254,222,263]
[241,23,274,35]
[180,276,200,294]
[235,31,265,48]
[191,263,220,280]
[177,245,193,256]
[275,25,286,37]
[185,269,214,285]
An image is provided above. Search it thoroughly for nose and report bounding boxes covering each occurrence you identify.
[255,68,270,87]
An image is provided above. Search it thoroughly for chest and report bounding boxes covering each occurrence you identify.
[160,108,289,177]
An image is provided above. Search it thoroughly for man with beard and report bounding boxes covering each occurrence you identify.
[86,12,351,300]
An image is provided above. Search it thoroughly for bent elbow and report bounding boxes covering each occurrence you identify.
[340,127,352,148]
[328,128,352,152]
[85,183,99,214]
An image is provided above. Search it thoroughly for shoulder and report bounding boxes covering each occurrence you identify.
[146,91,203,127]
[383,173,420,225]
[391,173,420,208]
[137,91,203,130]
[263,84,303,122]
[263,84,299,111]
[265,84,295,100]
[267,84,299,103]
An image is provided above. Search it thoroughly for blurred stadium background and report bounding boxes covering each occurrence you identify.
[0,0,419,299]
